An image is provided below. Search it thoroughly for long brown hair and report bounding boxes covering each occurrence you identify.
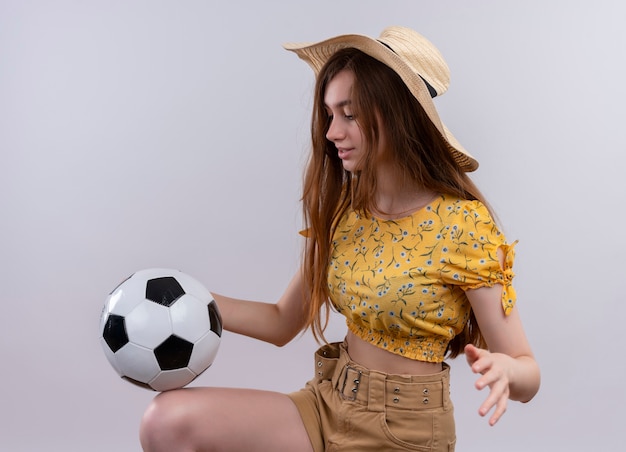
[301,48,488,357]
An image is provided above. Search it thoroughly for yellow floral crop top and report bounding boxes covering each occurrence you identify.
[327,194,517,363]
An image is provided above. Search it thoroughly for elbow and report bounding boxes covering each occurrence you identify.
[273,338,291,348]
[513,359,541,403]
[269,318,306,347]
[271,332,298,348]
[269,325,304,347]
[524,368,542,403]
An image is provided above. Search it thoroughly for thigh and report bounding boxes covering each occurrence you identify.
[141,387,314,452]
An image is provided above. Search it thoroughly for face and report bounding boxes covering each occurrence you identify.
[324,70,365,173]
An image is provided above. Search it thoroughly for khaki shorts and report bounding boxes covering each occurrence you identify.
[288,342,456,452]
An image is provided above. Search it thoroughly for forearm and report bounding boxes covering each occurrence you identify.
[210,269,308,347]
[212,294,301,346]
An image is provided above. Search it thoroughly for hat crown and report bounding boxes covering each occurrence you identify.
[377,26,450,96]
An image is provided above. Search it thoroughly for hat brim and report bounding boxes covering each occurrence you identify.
[284,34,478,172]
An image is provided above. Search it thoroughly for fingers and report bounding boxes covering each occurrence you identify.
[465,344,491,376]
[465,347,511,426]
[479,393,508,426]
[464,343,483,367]
[476,373,510,426]
[487,396,508,426]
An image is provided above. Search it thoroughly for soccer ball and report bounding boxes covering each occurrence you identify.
[100,268,222,391]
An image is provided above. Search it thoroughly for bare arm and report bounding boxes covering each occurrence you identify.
[210,267,308,347]
[465,284,541,425]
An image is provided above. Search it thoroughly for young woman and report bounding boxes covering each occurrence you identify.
[140,26,540,452]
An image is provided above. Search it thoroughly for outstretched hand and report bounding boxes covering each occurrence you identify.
[465,343,514,426]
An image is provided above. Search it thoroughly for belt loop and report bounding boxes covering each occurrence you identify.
[442,363,451,410]
[313,342,343,386]
[331,343,349,389]
[367,371,386,412]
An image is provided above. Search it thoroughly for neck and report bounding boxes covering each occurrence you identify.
[371,190,436,219]
[371,167,435,219]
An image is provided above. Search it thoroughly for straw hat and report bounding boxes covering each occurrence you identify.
[284,26,478,172]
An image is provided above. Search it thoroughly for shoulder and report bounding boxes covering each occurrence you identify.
[428,194,494,225]
[432,194,507,247]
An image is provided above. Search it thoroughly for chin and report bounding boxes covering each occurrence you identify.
[342,161,359,173]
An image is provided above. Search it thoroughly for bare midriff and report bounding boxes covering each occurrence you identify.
[345,330,443,375]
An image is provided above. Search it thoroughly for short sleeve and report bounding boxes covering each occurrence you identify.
[439,200,517,315]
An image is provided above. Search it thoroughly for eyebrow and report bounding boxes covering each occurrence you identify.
[324,99,352,109]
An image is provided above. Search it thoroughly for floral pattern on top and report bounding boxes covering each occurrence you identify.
[328,194,517,362]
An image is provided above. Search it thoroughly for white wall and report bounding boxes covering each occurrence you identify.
[1,1,624,450]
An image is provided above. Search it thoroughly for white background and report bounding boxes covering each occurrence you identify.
[1,1,624,450]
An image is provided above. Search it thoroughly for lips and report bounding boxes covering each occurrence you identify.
[337,148,353,159]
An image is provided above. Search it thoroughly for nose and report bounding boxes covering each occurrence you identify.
[326,117,345,143]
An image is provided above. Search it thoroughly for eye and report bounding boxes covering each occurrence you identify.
[344,114,355,120]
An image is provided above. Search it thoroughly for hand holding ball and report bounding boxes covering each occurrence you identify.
[100,269,222,391]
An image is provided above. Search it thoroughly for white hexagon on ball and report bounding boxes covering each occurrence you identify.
[170,294,212,343]
[188,330,221,375]
[126,300,172,349]
[150,368,197,392]
[110,272,146,309]
[114,342,161,384]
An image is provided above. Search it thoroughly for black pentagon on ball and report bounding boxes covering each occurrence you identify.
[154,335,194,370]
[102,314,128,353]
[208,300,223,337]
[122,376,155,391]
[146,276,185,307]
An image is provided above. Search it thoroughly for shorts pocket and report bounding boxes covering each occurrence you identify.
[380,409,433,450]
[381,408,456,452]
